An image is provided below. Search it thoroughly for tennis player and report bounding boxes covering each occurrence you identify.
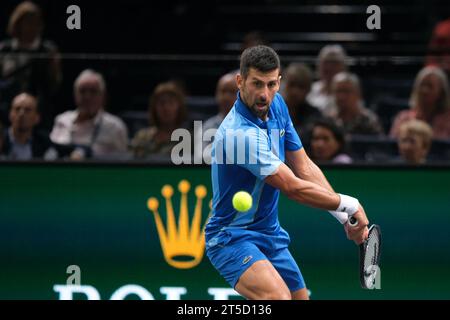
[205,45,369,300]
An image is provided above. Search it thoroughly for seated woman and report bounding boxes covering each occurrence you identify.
[308,118,353,164]
[390,66,450,140]
[131,81,188,159]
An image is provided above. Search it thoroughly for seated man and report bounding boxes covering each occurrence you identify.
[194,71,238,164]
[329,72,384,136]
[282,63,321,138]
[50,69,129,160]
[1,92,57,160]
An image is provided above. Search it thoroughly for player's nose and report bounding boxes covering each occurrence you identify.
[259,91,268,102]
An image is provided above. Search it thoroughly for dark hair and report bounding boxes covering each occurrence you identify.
[311,117,347,156]
[240,45,280,78]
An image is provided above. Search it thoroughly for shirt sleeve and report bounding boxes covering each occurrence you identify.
[224,126,282,180]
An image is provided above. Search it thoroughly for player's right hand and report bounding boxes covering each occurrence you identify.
[344,205,369,245]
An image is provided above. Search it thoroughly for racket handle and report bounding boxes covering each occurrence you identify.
[348,216,358,227]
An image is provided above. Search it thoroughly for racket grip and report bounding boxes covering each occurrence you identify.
[348,216,358,227]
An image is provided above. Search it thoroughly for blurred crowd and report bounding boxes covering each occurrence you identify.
[1,1,450,165]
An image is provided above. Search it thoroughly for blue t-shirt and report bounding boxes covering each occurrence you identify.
[205,92,303,242]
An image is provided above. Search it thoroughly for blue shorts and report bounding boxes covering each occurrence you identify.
[205,228,306,292]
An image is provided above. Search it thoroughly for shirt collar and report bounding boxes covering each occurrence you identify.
[234,91,275,128]
[73,109,104,126]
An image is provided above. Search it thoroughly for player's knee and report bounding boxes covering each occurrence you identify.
[262,288,291,300]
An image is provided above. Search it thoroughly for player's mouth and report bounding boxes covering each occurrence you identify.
[255,102,267,109]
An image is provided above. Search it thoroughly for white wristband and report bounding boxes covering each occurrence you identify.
[328,210,348,224]
[336,194,359,216]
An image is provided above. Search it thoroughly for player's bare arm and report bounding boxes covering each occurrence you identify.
[282,148,369,244]
[265,162,339,210]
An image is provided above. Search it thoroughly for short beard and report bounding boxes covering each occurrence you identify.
[250,103,269,119]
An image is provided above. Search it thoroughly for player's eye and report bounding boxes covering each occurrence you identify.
[253,81,263,88]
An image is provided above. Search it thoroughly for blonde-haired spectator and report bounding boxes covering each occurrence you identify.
[397,119,433,165]
[390,66,450,139]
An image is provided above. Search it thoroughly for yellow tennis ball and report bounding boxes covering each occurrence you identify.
[232,191,253,212]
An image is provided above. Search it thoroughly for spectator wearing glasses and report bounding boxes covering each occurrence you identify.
[50,69,128,160]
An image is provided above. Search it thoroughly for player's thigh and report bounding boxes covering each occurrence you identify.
[235,259,291,300]
[269,248,306,294]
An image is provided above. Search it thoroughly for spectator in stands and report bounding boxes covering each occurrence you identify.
[1,92,57,160]
[309,118,352,164]
[194,71,238,164]
[395,119,433,165]
[390,66,450,140]
[426,18,450,78]
[307,44,348,113]
[131,81,188,159]
[329,72,383,135]
[282,63,321,137]
[0,1,62,130]
[50,70,128,160]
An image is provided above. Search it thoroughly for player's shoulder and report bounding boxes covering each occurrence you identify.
[272,93,290,117]
[219,107,255,131]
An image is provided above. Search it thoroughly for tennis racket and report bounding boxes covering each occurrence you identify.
[348,217,382,289]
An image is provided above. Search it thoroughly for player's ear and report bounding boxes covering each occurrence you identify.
[236,74,243,90]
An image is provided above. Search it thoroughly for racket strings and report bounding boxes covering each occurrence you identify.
[365,230,380,267]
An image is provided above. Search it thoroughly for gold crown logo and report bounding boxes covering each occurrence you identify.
[147,180,211,269]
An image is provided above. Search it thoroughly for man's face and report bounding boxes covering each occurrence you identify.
[284,77,310,107]
[237,68,280,120]
[75,76,104,117]
[333,80,360,111]
[216,74,238,115]
[9,94,40,132]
